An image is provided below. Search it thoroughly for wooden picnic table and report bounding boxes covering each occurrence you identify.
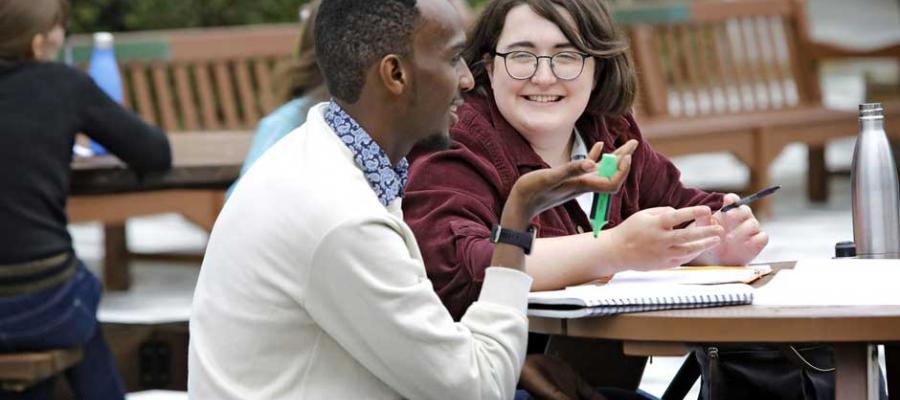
[68,132,251,290]
[70,132,248,194]
[530,262,900,400]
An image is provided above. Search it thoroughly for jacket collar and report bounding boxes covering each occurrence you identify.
[324,100,409,207]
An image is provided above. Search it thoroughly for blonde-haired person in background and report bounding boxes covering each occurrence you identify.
[0,0,171,398]
[233,0,329,188]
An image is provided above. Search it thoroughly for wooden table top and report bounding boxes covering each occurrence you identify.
[529,262,900,344]
[71,132,251,195]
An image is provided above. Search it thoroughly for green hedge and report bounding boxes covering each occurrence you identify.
[69,0,312,33]
[69,0,483,33]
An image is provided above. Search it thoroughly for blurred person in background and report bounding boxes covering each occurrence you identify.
[234,0,328,186]
[0,0,171,398]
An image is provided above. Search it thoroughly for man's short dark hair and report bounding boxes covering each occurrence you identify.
[315,0,420,104]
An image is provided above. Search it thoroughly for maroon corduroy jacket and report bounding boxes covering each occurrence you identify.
[404,93,723,321]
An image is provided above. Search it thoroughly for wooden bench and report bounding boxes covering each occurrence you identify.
[619,0,900,212]
[65,25,298,289]
[0,348,83,393]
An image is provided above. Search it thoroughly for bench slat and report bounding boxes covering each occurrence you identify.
[762,17,788,107]
[213,61,240,130]
[694,24,718,115]
[152,64,178,132]
[235,60,258,127]
[678,25,703,116]
[129,65,157,125]
[0,348,83,391]
[254,59,277,114]
[193,64,219,131]
[174,64,199,131]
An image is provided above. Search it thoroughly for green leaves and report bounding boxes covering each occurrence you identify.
[69,0,308,33]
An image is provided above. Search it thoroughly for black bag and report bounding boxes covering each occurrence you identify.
[693,344,835,400]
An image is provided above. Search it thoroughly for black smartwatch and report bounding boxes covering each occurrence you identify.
[489,224,536,255]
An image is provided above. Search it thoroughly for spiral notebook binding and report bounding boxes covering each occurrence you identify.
[528,284,754,318]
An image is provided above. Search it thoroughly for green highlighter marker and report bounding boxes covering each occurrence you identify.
[590,154,617,238]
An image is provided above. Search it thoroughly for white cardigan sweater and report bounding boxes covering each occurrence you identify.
[188,103,532,400]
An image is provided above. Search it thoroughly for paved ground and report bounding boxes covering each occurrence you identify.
[64,0,899,398]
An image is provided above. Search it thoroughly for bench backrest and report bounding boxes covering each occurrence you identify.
[624,0,819,119]
[68,24,298,133]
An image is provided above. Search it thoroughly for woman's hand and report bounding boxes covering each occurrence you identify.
[693,193,769,266]
[604,206,725,270]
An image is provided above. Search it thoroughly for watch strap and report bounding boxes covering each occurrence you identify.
[490,224,535,255]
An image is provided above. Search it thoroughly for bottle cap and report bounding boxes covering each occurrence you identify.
[93,32,115,49]
[835,240,857,258]
[859,103,884,118]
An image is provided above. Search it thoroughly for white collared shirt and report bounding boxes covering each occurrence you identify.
[570,130,595,217]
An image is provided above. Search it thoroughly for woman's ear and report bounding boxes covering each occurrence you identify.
[30,33,45,60]
[484,55,494,85]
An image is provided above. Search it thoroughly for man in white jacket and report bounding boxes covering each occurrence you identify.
[188,0,634,398]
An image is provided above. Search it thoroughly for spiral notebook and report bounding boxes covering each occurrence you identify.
[528,282,754,318]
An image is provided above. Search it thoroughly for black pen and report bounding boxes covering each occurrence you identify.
[720,185,781,213]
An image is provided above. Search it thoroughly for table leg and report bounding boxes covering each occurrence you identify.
[103,223,131,291]
[833,343,879,400]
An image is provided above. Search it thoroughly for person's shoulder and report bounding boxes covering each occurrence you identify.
[3,62,85,83]
[32,62,90,81]
[266,97,309,121]
[239,110,385,216]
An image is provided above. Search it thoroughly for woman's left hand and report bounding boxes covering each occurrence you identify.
[695,193,769,265]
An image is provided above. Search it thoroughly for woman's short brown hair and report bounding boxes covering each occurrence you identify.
[464,0,635,117]
[0,0,68,62]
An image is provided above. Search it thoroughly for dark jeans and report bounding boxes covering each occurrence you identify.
[0,261,124,400]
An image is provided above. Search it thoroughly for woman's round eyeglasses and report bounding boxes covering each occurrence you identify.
[493,50,590,81]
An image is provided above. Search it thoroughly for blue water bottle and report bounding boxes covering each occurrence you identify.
[86,32,123,156]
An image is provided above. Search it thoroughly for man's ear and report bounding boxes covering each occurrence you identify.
[30,34,44,60]
[379,54,407,96]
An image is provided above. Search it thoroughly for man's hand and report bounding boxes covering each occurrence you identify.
[605,206,724,270]
[492,140,637,270]
[695,193,769,265]
[504,140,638,229]
[520,355,607,400]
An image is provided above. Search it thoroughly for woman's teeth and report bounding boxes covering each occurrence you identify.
[526,95,561,103]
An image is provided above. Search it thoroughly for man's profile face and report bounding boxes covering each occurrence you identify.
[404,0,474,150]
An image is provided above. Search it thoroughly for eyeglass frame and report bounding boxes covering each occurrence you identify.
[492,50,591,81]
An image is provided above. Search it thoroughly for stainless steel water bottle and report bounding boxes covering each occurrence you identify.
[851,103,900,258]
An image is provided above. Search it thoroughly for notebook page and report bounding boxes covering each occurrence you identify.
[610,265,772,285]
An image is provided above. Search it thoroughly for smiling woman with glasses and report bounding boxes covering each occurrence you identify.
[403,0,769,398]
